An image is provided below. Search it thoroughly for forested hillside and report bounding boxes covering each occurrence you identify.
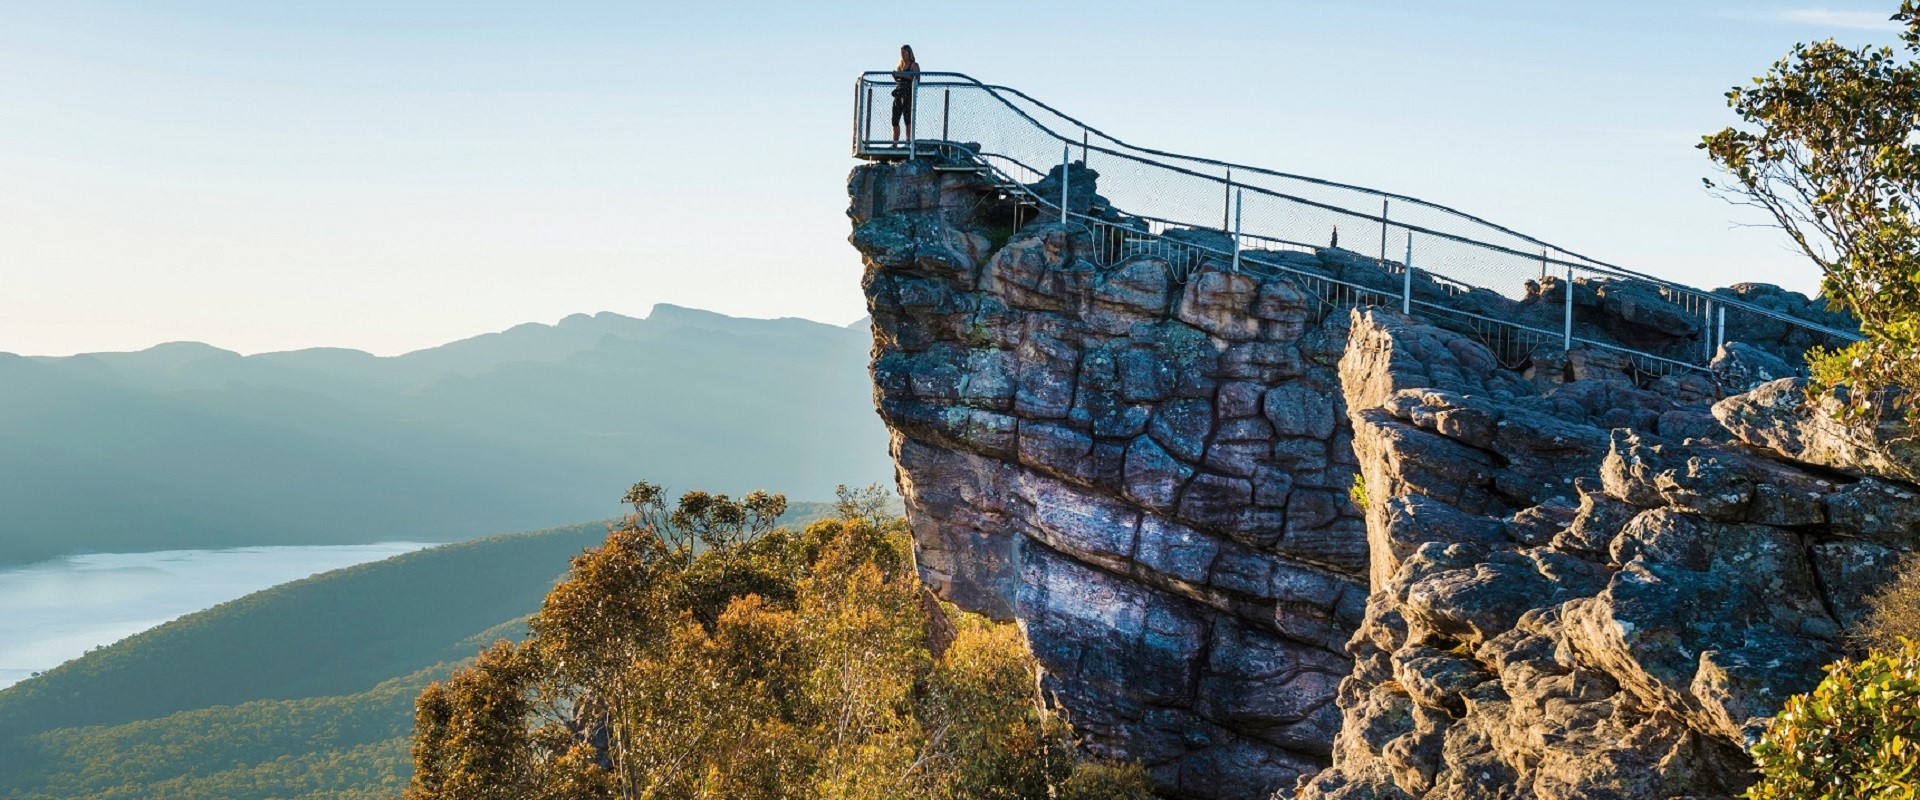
[0,305,888,564]
[0,500,849,800]
[0,520,607,799]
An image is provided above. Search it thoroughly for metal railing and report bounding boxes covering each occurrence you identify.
[853,71,1863,376]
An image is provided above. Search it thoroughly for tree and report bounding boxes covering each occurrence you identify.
[1702,2,1920,424]
[407,642,543,800]
[403,481,1152,800]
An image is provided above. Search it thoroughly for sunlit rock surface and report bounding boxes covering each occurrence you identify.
[852,157,1365,797]
[1297,311,1908,800]
[848,154,1902,799]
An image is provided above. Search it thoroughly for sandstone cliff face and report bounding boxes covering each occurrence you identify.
[849,155,1909,799]
[1296,312,1912,800]
[852,157,1368,798]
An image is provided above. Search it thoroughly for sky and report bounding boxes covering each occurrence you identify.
[0,1,1905,356]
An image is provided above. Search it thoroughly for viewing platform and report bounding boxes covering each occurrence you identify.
[851,70,1861,378]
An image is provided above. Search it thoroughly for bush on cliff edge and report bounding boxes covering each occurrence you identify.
[402,482,1152,800]
[1858,555,1920,653]
[1748,638,1920,799]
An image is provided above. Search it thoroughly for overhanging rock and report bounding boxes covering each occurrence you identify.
[848,155,1898,799]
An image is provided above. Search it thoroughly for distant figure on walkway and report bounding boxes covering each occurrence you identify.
[892,45,919,143]
[1330,225,1340,249]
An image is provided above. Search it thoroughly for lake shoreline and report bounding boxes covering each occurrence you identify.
[0,541,435,690]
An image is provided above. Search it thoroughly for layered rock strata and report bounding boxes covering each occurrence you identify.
[852,157,1369,798]
[1295,311,1910,799]
[849,153,1894,799]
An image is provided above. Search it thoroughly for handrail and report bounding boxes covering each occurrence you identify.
[869,71,1862,344]
[852,70,1864,371]
[886,72,1600,266]
[964,146,1715,374]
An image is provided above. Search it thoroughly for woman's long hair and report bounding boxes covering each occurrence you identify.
[897,45,917,71]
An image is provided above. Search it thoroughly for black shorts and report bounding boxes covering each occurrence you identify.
[891,91,913,127]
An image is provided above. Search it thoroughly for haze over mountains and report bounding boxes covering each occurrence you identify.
[0,305,891,565]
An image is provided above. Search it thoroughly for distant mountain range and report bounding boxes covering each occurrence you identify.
[0,305,891,565]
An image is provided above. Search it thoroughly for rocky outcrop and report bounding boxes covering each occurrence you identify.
[849,153,1899,799]
[1715,377,1920,485]
[1296,311,1911,800]
[1710,343,1795,394]
[852,156,1366,798]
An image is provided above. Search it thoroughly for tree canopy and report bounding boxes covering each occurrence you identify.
[1702,1,1920,423]
[403,483,1151,800]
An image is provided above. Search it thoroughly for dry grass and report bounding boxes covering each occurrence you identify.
[1855,554,1920,653]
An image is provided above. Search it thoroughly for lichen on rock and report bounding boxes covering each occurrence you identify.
[853,156,1367,798]
[848,155,1906,800]
[1298,311,1906,800]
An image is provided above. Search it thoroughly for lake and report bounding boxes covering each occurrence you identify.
[0,542,432,689]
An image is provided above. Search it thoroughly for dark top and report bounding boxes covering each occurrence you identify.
[892,67,916,98]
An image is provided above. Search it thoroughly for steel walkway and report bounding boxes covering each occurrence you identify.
[852,71,1861,376]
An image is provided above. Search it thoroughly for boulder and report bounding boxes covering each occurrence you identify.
[1597,282,1703,339]
[1711,341,1796,393]
[1715,378,1920,483]
[1178,267,1265,341]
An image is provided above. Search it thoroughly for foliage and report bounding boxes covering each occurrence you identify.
[1701,1,1920,425]
[0,666,438,800]
[1348,473,1369,512]
[1056,763,1157,800]
[0,520,625,800]
[0,521,612,741]
[404,482,1148,800]
[1747,638,1920,799]
[1858,555,1920,653]
[0,507,861,800]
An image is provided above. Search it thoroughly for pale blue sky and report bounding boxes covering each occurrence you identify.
[0,1,1902,355]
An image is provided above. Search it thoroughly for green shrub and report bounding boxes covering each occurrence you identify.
[1747,638,1920,799]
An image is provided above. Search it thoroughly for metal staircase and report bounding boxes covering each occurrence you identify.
[852,71,1861,377]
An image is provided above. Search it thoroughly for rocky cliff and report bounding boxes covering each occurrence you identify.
[1295,311,1910,799]
[852,157,1368,798]
[847,154,1907,799]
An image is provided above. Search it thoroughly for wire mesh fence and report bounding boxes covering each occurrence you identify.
[854,72,1863,375]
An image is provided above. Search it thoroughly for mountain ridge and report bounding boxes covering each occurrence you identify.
[0,304,889,565]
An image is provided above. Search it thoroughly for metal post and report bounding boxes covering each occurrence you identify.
[908,74,919,159]
[1377,199,1390,274]
[1060,146,1070,225]
[1539,249,1548,280]
[942,89,950,141]
[1402,231,1413,314]
[863,86,874,149]
[1717,306,1727,354]
[1223,169,1233,230]
[1082,128,1089,165]
[1231,189,1244,273]
[1702,299,1714,362]
[1563,262,1575,351]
